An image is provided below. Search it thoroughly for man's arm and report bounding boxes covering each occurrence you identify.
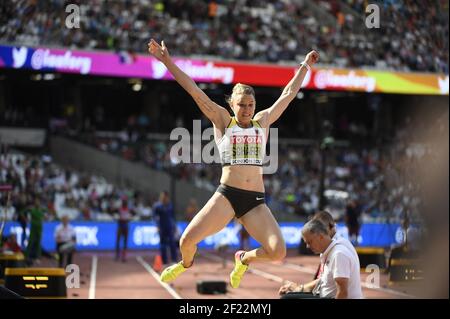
[254,51,319,126]
[278,278,320,295]
[302,278,320,292]
[335,277,349,299]
[54,226,62,243]
[332,252,352,299]
[148,39,229,128]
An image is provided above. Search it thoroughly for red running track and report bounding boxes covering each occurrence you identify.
[39,249,420,299]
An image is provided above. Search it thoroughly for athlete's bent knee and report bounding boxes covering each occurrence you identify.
[179,234,195,250]
[267,244,286,261]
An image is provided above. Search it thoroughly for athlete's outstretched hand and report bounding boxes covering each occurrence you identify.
[148,39,170,63]
[304,50,320,66]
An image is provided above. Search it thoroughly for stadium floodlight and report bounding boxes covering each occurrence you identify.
[132,83,142,92]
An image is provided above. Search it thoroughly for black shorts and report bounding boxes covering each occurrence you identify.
[216,184,265,218]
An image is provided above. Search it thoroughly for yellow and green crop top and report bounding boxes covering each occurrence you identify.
[217,117,266,167]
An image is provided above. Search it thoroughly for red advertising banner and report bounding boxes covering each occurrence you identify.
[0,45,448,95]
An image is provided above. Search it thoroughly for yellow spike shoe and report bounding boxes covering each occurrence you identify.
[230,251,248,288]
[160,261,187,283]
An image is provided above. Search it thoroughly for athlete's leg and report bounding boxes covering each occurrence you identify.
[160,192,235,283]
[179,192,235,267]
[229,204,285,288]
[239,204,286,264]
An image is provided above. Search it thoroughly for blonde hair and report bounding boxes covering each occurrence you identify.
[226,83,255,107]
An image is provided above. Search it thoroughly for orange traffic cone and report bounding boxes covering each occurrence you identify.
[153,254,163,272]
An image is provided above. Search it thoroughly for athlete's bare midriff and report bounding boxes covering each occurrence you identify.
[220,165,264,193]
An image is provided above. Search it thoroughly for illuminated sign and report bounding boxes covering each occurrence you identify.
[0,45,447,95]
[4,221,402,250]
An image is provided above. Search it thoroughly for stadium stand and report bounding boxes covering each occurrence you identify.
[0,152,155,222]
[0,0,447,72]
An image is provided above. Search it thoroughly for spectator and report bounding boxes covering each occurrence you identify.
[54,215,77,268]
[345,200,361,246]
[153,191,178,266]
[25,195,46,265]
[115,198,132,262]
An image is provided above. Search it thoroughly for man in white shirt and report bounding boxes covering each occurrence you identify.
[54,215,77,268]
[280,219,363,299]
[313,211,360,264]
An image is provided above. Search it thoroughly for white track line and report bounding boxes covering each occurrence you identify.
[89,255,98,299]
[283,262,316,275]
[248,268,284,283]
[136,256,182,299]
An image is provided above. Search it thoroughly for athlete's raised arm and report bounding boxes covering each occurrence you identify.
[255,50,319,126]
[148,39,229,128]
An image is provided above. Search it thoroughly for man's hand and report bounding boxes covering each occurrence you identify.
[148,39,170,63]
[304,50,320,66]
[278,280,299,295]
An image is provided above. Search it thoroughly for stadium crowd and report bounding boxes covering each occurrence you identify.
[0,152,155,223]
[0,0,448,73]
